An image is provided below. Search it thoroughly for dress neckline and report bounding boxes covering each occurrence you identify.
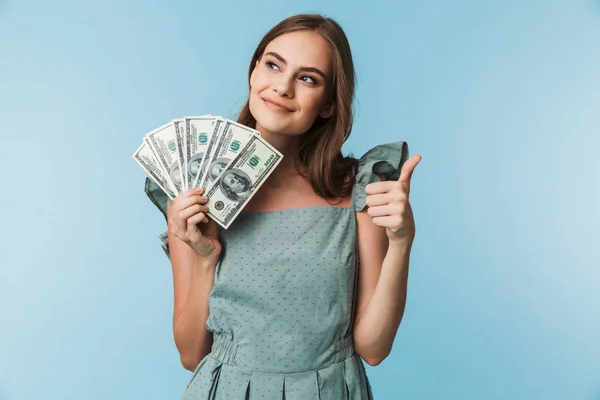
[239,204,354,216]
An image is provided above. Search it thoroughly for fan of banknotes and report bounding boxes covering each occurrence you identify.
[133,115,283,229]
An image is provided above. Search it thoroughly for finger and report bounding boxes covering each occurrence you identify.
[185,213,204,240]
[372,215,400,229]
[365,181,397,195]
[398,155,422,194]
[176,187,205,203]
[367,204,402,218]
[177,194,210,210]
[178,187,204,200]
[365,192,395,208]
[187,187,205,196]
[179,203,209,221]
[187,212,206,228]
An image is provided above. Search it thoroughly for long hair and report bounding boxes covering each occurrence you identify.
[237,14,358,200]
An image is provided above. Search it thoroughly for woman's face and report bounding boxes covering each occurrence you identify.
[249,30,334,137]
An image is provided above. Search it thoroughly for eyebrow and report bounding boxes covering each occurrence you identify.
[264,51,327,80]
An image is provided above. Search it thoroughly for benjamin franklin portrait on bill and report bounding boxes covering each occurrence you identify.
[219,169,252,202]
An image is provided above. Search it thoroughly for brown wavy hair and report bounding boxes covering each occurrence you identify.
[236,14,359,200]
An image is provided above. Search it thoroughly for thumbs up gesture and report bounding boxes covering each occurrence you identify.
[365,154,422,243]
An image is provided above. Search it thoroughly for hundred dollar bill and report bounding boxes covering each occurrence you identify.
[193,117,226,189]
[205,135,283,229]
[200,119,260,190]
[184,115,218,191]
[144,121,184,194]
[132,141,177,201]
[172,118,188,191]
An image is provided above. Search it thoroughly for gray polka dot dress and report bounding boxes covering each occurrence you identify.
[145,142,409,399]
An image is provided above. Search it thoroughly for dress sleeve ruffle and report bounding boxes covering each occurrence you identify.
[351,141,410,212]
[144,177,171,259]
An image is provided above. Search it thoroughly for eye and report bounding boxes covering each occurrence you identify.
[266,61,279,70]
[300,75,317,84]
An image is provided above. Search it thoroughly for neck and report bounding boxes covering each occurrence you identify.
[257,126,306,186]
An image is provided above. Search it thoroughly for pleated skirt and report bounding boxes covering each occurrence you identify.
[182,336,374,400]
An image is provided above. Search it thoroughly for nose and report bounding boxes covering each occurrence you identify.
[273,75,294,98]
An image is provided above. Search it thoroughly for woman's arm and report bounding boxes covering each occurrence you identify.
[352,153,421,366]
[352,212,411,366]
[166,192,222,372]
[169,230,216,371]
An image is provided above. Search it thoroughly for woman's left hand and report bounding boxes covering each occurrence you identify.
[365,154,422,243]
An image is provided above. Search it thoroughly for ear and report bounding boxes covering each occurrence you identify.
[319,102,334,119]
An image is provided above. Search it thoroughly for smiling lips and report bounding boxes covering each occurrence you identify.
[262,97,294,112]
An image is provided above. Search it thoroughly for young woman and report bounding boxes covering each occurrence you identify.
[145,13,421,400]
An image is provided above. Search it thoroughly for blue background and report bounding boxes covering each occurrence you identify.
[1,0,599,399]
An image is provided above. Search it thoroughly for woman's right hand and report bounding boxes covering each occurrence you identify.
[167,187,222,262]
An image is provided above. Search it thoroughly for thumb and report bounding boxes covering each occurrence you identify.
[398,154,422,193]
